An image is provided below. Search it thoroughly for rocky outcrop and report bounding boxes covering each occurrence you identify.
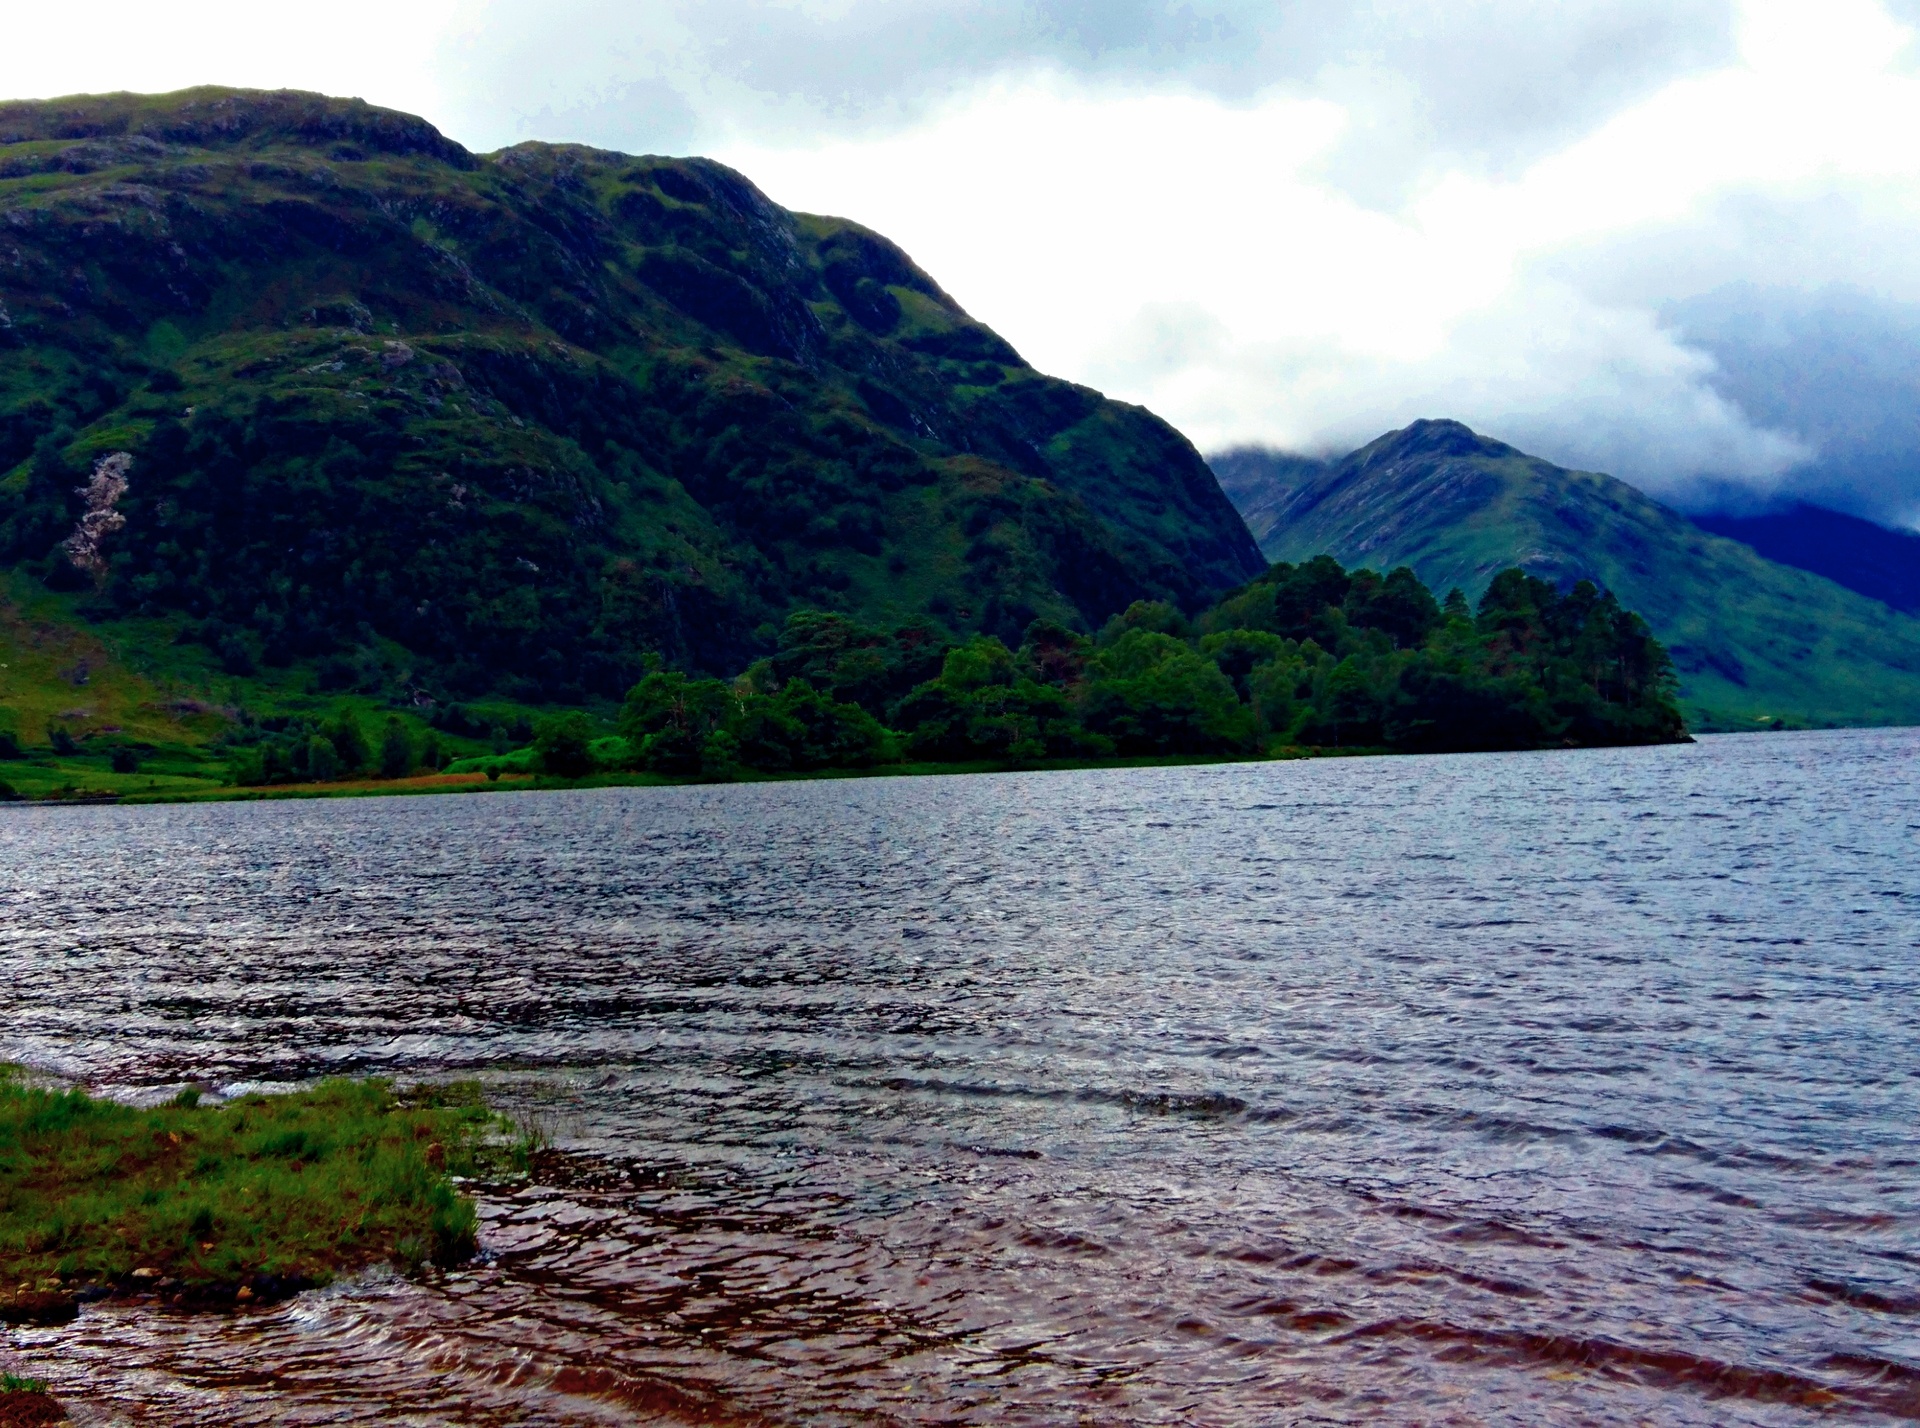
[59,452,130,578]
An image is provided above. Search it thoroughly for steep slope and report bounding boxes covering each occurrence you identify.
[1215,421,1920,729]
[1693,503,1920,615]
[1211,449,1330,555]
[0,88,1261,704]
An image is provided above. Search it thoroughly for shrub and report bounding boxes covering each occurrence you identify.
[47,726,79,756]
[0,731,21,759]
[533,712,596,778]
[303,735,338,781]
[108,747,140,775]
[378,718,414,779]
[326,710,370,774]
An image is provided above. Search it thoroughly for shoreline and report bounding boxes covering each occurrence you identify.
[0,748,1375,807]
[0,735,1724,808]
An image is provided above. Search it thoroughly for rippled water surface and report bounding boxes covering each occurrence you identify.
[4,730,1920,1425]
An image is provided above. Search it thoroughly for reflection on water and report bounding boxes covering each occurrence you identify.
[3,729,1919,1425]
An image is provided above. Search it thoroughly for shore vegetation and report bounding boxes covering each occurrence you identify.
[588,555,1686,780]
[0,1071,511,1321]
[0,556,1687,805]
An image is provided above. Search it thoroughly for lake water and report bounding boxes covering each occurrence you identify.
[3,729,1918,1425]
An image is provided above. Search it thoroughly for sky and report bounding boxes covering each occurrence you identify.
[5,1,1920,525]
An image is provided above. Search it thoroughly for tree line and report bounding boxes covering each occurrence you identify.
[591,556,1686,779]
[225,709,453,787]
[223,555,1684,786]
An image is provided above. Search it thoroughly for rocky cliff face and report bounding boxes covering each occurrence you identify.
[0,88,1262,700]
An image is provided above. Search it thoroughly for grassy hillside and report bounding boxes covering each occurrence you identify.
[0,88,1261,733]
[1693,503,1920,615]
[1213,422,1920,731]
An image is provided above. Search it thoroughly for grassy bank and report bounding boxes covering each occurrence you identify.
[0,746,1406,807]
[0,1071,514,1322]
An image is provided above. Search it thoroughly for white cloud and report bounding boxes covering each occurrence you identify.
[0,1,459,120]
[716,0,1920,504]
[5,0,1920,516]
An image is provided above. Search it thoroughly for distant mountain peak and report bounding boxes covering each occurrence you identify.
[1212,421,1920,731]
[1361,418,1517,465]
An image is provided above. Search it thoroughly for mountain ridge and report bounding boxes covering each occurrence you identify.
[0,87,1263,707]
[1213,420,1920,730]
[1691,503,1920,615]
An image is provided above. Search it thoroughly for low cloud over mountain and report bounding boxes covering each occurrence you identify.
[9,2,1920,524]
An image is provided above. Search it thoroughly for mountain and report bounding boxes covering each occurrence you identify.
[1211,450,1329,552]
[1212,421,1920,730]
[0,88,1262,706]
[1692,503,1920,615]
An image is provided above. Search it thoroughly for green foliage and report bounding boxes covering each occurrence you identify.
[532,711,596,778]
[1099,600,1191,643]
[729,680,892,772]
[615,637,898,776]
[1083,630,1257,754]
[938,634,1017,692]
[891,633,1057,759]
[0,1072,507,1297]
[0,88,1263,706]
[378,717,414,779]
[618,670,737,774]
[761,611,950,716]
[327,709,370,775]
[224,707,382,786]
[1221,420,1920,730]
[307,735,340,781]
[892,672,1099,762]
[616,563,1685,772]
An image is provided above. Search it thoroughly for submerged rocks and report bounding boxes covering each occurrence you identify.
[0,1289,75,1327]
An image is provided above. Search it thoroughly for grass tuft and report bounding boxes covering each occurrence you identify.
[0,1070,519,1316]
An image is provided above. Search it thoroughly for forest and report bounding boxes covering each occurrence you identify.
[220,554,1687,788]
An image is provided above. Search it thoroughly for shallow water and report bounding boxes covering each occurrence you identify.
[4,729,1919,1425]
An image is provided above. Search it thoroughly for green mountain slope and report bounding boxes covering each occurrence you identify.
[0,88,1261,705]
[1212,421,1920,730]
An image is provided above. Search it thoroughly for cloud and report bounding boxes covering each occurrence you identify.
[427,1,1736,196]
[1668,285,1920,527]
[715,0,1920,524]
[5,1,1920,523]
[0,1,461,124]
